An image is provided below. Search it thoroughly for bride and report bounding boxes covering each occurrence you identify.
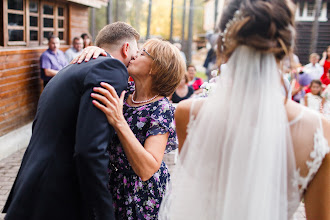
[159,0,330,219]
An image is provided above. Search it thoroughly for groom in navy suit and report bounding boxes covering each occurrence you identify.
[2,22,139,220]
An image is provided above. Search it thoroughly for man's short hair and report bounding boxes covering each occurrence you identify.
[48,34,58,41]
[72,37,82,42]
[95,22,140,47]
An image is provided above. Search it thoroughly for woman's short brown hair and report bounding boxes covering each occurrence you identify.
[143,39,186,97]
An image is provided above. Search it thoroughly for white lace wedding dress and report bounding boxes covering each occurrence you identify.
[159,46,329,220]
[289,107,329,216]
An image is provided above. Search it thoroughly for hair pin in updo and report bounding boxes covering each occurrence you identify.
[220,9,244,44]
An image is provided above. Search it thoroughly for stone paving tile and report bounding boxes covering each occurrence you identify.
[0,148,26,220]
[0,148,306,220]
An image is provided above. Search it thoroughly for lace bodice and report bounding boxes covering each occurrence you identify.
[188,100,330,218]
[288,107,329,216]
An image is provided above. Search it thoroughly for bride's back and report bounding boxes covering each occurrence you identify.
[286,99,330,219]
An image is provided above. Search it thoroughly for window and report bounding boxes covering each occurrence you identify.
[29,1,39,45]
[295,1,328,22]
[3,0,67,46]
[7,0,25,45]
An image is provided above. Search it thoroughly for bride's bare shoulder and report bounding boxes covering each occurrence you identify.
[286,100,330,141]
[175,98,205,151]
[285,99,304,121]
[175,98,205,119]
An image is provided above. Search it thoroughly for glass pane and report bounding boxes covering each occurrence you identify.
[307,2,314,17]
[8,13,24,26]
[43,18,53,28]
[58,7,64,16]
[9,29,24,41]
[30,31,38,41]
[30,16,38,27]
[8,0,23,11]
[59,32,64,40]
[29,1,38,13]
[58,20,64,28]
[299,3,304,17]
[43,31,53,40]
[43,5,54,15]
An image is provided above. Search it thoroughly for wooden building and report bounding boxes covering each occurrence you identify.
[0,0,108,137]
[295,0,330,64]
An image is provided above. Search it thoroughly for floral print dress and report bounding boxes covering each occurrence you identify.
[108,84,177,220]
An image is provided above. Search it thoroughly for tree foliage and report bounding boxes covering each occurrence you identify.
[90,0,205,41]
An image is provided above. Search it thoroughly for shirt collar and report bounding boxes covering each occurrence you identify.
[47,48,57,55]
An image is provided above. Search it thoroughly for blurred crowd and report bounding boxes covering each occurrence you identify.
[285,46,330,119]
[38,33,330,121]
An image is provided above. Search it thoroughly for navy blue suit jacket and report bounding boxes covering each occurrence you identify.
[3,55,128,220]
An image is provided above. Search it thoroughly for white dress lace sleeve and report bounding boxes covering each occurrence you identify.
[289,108,330,216]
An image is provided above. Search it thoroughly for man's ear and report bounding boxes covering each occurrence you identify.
[121,42,129,58]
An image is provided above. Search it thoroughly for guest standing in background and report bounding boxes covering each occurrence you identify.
[81,33,92,48]
[171,74,194,103]
[65,37,83,63]
[173,43,187,64]
[303,80,324,113]
[187,64,203,94]
[319,45,330,85]
[303,53,323,80]
[40,35,68,88]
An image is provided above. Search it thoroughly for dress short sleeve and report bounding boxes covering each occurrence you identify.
[146,99,177,153]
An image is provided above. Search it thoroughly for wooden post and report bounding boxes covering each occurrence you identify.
[146,0,152,39]
[214,0,218,29]
[181,0,186,55]
[107,0,113,24]
[169,0,174,43]
[90,7,96,40]
[310,0,322,54]
[115,0,119,21]
[187,0,194,64]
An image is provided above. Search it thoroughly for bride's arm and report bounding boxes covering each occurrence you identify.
[175,99,204,152]
[304,118,330,220]
[175,101,191,152]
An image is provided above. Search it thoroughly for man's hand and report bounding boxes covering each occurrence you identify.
[44,68,58,77]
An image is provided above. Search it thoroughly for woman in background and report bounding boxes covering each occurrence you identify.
[319,45,330,85]
[81,33,92,48]
[171,74,194,103]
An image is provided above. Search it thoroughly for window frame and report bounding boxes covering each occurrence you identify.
[295,1,328,22]
[6,0,26,46]
[2,0,68,47]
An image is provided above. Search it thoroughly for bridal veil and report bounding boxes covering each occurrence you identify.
[159,46,300,219]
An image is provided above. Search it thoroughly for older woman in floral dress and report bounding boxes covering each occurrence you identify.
[78,38,185,219]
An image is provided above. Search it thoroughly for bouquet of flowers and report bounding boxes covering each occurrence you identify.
[199,70,220,97]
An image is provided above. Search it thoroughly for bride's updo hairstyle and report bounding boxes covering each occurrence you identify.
[218,0,296,62]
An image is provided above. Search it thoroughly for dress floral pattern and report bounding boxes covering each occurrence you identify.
[107,83,177,220]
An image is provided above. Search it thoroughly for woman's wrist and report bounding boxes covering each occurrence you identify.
[113,117,129,131]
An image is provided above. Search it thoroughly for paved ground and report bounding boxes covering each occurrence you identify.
[0,148,24,220]
[0,148,306,220]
